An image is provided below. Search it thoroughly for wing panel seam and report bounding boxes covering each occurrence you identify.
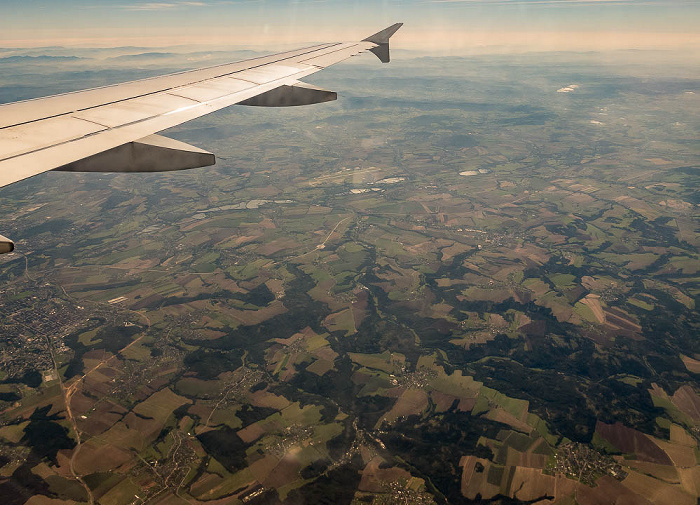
[72,116,111,129]
[298,43,365,65]
[164,92,202,103]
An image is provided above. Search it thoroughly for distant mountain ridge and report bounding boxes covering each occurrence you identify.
[0,55,86,62]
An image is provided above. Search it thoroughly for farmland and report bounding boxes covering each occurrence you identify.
[0,47,698,504]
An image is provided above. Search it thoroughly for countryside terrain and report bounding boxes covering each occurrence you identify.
[0,47,699,504]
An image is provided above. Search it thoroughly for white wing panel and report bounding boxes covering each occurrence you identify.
[73,94,199,126]
[0,82,167,129]
[298,43,368,68]
[125,94,201,113]
[0,117,106,160]
[0,25,404,189]
[0,24,406,255]
[71,101,167,128]
[0,71,315,187]
[0,44,336,129]
[166,78,254,102]
[235,64,314,84]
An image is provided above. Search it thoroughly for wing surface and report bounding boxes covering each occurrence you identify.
[0,24,403,192]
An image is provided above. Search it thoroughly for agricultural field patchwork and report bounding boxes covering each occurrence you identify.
[0,48,698,504]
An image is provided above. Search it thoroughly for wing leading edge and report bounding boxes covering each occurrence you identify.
[0,23,403,254]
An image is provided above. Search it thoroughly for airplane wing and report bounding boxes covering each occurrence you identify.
[0,23,403,253]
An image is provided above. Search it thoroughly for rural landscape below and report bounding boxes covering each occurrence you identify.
[0,43,698,504]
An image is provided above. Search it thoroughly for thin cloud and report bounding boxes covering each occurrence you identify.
[429,0,694,5]
[122,1,206,10]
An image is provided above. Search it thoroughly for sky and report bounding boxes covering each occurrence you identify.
[1,0,699,52]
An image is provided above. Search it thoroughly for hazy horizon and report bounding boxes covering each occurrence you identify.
[1,0,699,54]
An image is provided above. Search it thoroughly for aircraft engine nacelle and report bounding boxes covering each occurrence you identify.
[238,81,337,107]
[54,135,215,173]
[0,234,14,254]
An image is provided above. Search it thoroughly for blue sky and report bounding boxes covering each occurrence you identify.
[1,0,698,51]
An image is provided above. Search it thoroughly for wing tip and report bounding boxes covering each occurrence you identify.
[363,23,403,64]
[363,23,404,45]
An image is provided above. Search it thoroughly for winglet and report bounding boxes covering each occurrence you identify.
[363,23,403,63]
[363,23,404,45]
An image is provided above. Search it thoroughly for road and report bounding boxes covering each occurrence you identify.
[58,308,151,505]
